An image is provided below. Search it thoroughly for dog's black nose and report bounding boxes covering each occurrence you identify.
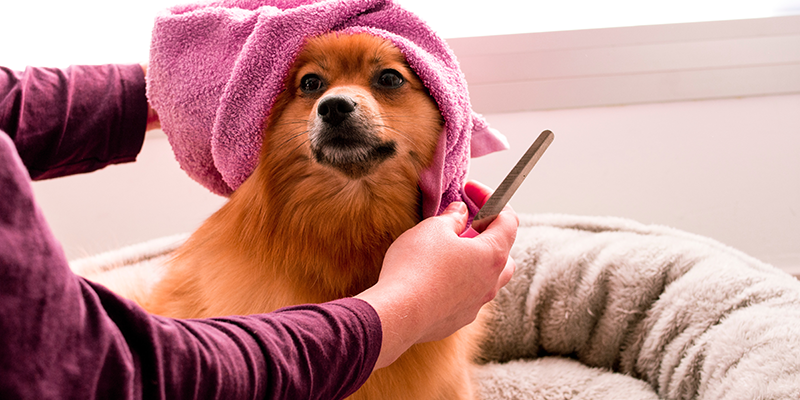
[317,95,356,126]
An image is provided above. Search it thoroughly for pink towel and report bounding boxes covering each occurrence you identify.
[147,0,508,219]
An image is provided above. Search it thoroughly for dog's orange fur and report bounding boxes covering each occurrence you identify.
[145,33,481,399]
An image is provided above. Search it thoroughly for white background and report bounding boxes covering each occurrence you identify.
[2,0,799,68]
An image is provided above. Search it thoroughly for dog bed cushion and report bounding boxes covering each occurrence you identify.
[71,213,800,399]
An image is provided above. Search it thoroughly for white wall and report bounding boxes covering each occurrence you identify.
[458,16,800,275]
[470,94,800,275]
[30,132,226,259]
[447,15,800,112]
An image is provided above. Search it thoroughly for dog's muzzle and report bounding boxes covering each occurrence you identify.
[309,94,396,178]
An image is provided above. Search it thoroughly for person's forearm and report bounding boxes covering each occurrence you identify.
[0,130,379,400]
[0,64,148,179]
[90,282,381,400]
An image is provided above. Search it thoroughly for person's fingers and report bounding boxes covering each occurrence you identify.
[474,206,518,301]
[464,180,493,208]
[497,256,516,291]
[463,180,495,234]
[438,201,469,234]
[479,256,516,304]
[476,207,519,251]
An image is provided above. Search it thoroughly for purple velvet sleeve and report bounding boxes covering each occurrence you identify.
[0,64,148,179]
[0,65,382,399]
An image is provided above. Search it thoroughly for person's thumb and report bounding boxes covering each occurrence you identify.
[438,201,469,234]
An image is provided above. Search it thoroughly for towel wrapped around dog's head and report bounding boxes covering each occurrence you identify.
[147,0,508,219]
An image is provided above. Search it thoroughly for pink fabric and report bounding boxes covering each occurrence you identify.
[147,0,508,218]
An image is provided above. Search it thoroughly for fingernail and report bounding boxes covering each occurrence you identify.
[444,201,467,215]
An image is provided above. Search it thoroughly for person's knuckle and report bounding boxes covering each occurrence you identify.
[482,288,499,304]
[488,244,508,271]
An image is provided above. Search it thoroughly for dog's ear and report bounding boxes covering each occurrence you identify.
[260,63,302,152]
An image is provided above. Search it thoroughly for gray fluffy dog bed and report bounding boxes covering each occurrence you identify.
[72,213,800,399]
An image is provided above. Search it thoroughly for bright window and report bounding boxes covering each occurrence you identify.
[398,0,800,38]
[2,1,799,68]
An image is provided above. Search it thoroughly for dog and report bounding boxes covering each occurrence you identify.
[112,32,482,399]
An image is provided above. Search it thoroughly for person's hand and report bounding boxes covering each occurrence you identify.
[140,64,161,132]
[355,180,518,369]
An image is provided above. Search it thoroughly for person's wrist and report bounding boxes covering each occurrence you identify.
[141,63,161,132]
[355,284,422,370]
[146,106,161,132]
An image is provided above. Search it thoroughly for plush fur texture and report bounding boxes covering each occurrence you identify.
[144,33,482,400]
[476,213,800,400]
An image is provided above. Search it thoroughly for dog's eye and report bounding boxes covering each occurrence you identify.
[377,69,404,89]
[300,74,325,93]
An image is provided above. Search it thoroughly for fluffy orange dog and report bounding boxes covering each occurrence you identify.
[144,33,483,399]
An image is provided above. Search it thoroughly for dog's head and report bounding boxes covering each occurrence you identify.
[262,32,443,186]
